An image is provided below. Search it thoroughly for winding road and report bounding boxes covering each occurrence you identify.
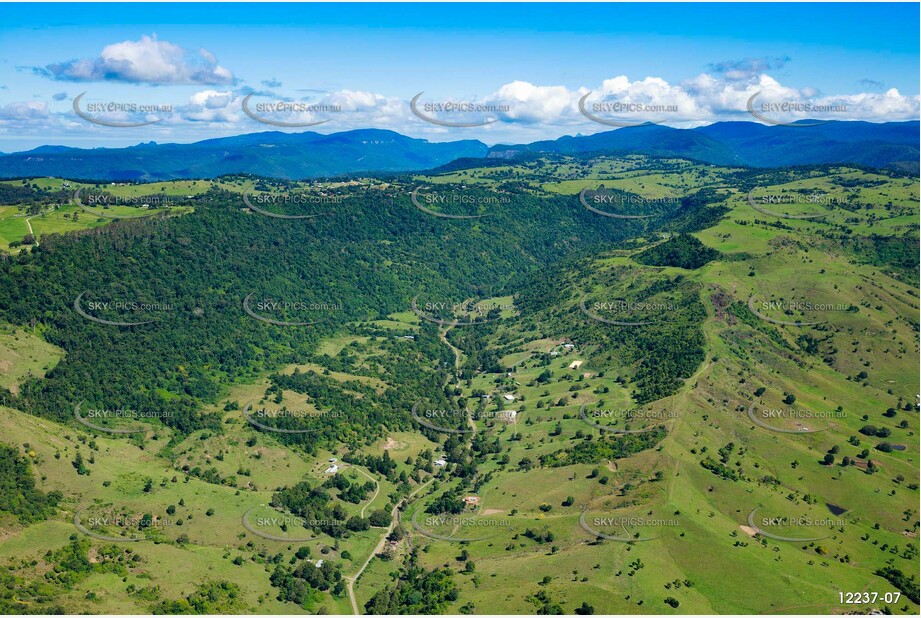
[351,466,381,519]
[21,207,49,248]
[345,478,434,615]
[440,322,463,379]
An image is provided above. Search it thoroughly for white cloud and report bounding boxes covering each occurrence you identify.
[37,35,235,85]
[0,68,917,147]
[0,100,50,122]
[488,81,574,124]
[180,90,240,123]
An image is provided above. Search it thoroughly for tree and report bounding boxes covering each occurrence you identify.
[72,451,90,475]
[368,509,391,527]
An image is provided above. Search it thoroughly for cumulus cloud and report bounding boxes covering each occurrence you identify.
[1,64,917,147]
[487,81,575,124]
[0,100,51,121]
[35,35,234,85]
[470,71,919,129]
[261,78,282,88]
[179,89,239,123]
[0,101,55,134]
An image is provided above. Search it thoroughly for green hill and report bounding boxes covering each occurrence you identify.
[0,155,916,614]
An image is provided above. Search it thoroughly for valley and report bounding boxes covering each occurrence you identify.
[0,153,917,615]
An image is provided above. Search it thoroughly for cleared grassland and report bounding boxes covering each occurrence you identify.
[0,323,64,394]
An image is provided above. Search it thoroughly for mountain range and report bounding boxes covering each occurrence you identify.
[0,121,917,181]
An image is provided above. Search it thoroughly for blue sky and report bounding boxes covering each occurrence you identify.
[0,2,918,151]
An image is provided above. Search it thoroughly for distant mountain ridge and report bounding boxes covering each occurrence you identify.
[489,121,920,172]
[0,129,489,181]
[0,121,917,181]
